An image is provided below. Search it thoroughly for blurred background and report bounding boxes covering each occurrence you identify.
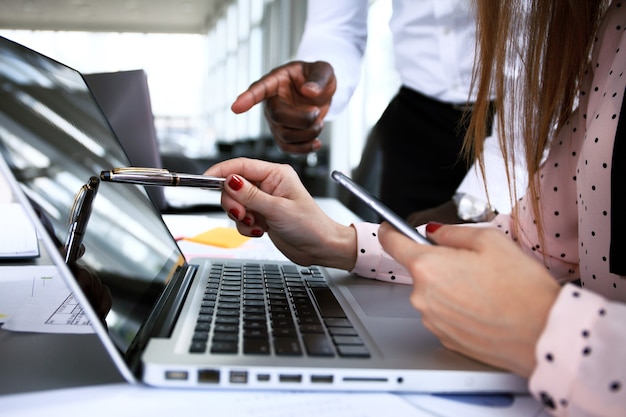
[0,0,399,197]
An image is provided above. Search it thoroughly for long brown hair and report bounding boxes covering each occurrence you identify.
[466,0,609,238]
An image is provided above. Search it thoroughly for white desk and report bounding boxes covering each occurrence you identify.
[0,190,547,416]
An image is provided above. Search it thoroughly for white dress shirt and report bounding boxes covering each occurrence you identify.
[296,0,478,115]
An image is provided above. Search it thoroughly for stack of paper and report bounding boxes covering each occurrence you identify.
[0,203,39,259]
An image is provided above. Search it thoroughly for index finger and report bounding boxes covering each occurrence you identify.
[231,76,280,114]
[204,157,278,182]
[378,221,436,267]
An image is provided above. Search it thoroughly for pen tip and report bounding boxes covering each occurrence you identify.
[100,171,110,181]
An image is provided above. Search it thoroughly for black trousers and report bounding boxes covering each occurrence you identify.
[371,87,490,219]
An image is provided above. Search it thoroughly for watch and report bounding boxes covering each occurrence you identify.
[452,192,498,223]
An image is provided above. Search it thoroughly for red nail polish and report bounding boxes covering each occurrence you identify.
[228,175,243,191]
[251,229,263,237]
[242,217,252,226]
[228,208,240,219]
[426,222,443,234]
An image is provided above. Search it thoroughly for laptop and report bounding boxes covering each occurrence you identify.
[0,35,526,393]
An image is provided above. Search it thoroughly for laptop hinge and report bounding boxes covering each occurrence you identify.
[126,264,198,371]
[149,264,198,338]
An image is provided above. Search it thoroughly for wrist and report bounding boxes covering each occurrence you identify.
[319,223,357,271]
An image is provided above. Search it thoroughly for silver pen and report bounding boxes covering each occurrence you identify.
[100,167,225,189]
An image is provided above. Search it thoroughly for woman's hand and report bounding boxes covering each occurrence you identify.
[205,158,357,270]
[378,222,560,377]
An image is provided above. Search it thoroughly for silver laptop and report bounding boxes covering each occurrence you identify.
[0,35,526,393]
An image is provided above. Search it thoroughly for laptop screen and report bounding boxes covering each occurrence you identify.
[0,36,186,353]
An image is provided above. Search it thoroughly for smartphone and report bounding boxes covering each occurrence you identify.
[331,170,434,245]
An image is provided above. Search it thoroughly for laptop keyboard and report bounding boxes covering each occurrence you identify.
[189,261,370,358]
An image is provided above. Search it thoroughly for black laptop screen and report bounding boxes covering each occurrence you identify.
[0,36,186,353]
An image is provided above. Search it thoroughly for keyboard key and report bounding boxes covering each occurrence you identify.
[302,333,335,357]
[243,338,270,355]
[273,337,302,356]
[309,287,347,318]
[192,331,209,342]
[189,341,207,353]
[212,332,239,342]
[210,341,238,354]
[273,327,297,337]
[333,335,363,345]
[336,344,370,358]
[214,324,238,333]
[328,326,358,336]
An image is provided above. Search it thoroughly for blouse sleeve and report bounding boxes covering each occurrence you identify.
[349,222,413,285]
[529,284,626,416]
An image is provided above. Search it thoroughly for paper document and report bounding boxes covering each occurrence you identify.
[0,203,39,258]
[163,215,288,262]
[0,265,93,333]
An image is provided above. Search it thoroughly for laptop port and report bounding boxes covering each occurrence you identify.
[229,370,248,384]
[198,369,220,383]
[279,374,302,383]
[342,377,388,382]
[256,374,270,382]
[164,370,189,381]
[311,375,333,384]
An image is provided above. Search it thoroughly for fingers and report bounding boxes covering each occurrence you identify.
[424,221,503,252]
[230,62,336,154]
[230,62,306,114]
[264,99,324,153]
[230,65,287,114]
[264,96,321,132]
[204,157,281,182]
[301,61,336,99]
[377,222,433,268]
[72,265,112,321]
[204,158,304,237]
[231,61,335,112]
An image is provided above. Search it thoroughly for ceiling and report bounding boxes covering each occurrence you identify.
[0,0,229,34]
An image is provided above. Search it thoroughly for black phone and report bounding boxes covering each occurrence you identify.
[331,170,434,245]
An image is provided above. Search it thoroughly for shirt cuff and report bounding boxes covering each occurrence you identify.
[349,222,412,285]
[529,283,607,414]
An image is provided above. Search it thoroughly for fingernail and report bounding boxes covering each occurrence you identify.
[426,222,443,234]
[228,208,240,219]
[251,229,263,237]
[242,216,252,226]
[303,81,321,94]
[228,175,243,191]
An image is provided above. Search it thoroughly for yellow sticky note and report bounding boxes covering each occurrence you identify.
[186,227,250,248]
